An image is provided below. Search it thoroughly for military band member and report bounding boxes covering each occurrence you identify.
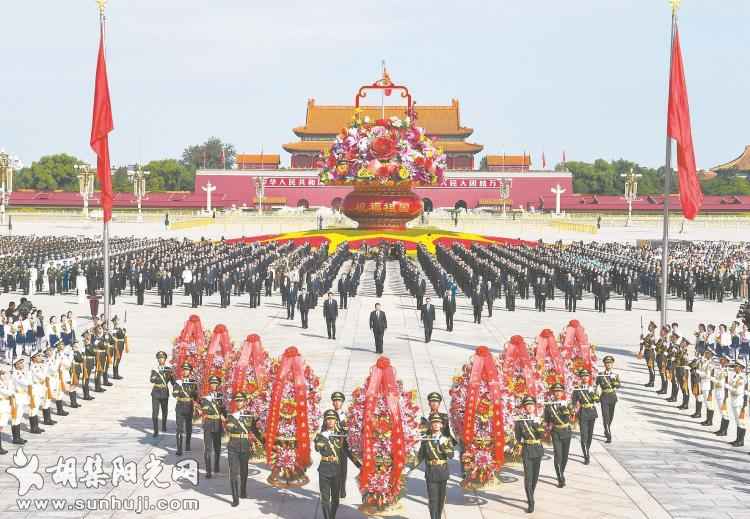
[543,383,572,488]
[200,375,226,478]
[638,321,657,387]
[514,396,544,514]
[173,362,198,456]
[111,316,126,380]
[226,392,261,506]
[571,368,598,464]
[728,360,747,447]
[713,355,731,437]
[93,327,108,393]
[315,409,355,519]
[698,350,714,426]
[10,357,29,442]
[31,351,56,427]
[330,391,348,498]
[0,362,13,453]
[82,334,97,400]
[596,356,620,443]
[150,351,172,437]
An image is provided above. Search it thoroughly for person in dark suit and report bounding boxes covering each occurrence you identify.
[471,288,483,324]
[685,277,695,312]
[337,275,349,309]
[323,292,338,340]
[369,303,387,354]
[442,290,455,332]
[135,270,146,305]
[298,287,311,329]
[565,274,577,312]
[287,283,298,320]
[420,297,436,343]
[158,271,170,308]
[264,270,273,297]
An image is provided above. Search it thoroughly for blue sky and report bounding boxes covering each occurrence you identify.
[2,1,748,170]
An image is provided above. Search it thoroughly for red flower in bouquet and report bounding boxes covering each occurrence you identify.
[371,136,397,160]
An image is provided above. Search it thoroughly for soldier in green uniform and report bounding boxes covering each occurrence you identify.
[420,392,456,444]
[666,333,680,402]
[69,341,83,407]
[102,325,114,387]
[596,356,620,443]
[330,391,348,498]
[417,412,454,519]
[638,321,657,387]
[571,368,598,464]
[173,362,198,456]
[82,332,97,399]
[111,316,126,380]
[226,392,262,506]
[149,351,172,437]
[543,382,572,488]
[655,325,670,394]
[92,326,107,393]
[200,375,226,479]
[315,409,354,519]
[514,395,545,514]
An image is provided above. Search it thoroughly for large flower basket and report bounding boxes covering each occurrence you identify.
[347,357,421,515]
[449,346,506,490]
[259,347,321,488]
[171,315,206,379]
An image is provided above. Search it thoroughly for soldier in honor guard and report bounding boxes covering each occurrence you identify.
[595,356,620,443]
[713,355,731,437]
[655,326,670,395]
[92,327,108,393]
[666,333,680,402]
[200,375,226,478]
[0,362,14,453]
[48,343,69,417]
[543,383,572,488]
[415,412,454,519]
[31,350,56,427]
[150,351,173,437]
[571,368,598,464]
[82,333,97,400]
[10,357,30,442]
[315,409,355,519]
[226,392,262,506]
[514,395,544,514]
[69,341,83,408]
[111,316,126,380]
[675,338,692,410]
[330,391,349,498]
[638,321,657,387]
[101,325,115,387]
[421,392,455,445]
[698,350,715,426]
[728,359,747,447]
[173,362,198,456]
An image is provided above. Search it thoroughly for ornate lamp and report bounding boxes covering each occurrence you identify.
[75,163,96,217]
[0,150,15,224]
[499,177,513,217]
[127,164,149,221]
[621,167,641,227]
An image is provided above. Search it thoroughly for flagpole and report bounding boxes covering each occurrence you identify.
[99,0,111,325]
[660,1,679,328]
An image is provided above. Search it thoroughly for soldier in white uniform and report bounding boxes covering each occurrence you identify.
[713,355,731,437]
[0,362,13,453]
[30,351,55,429]
[728,360,747,447]
[48,344,69,417]
[698,350,715,427]
[12,357,36,437]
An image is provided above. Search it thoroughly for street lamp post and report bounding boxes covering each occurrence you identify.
[256,176,265,216]
[621,167,642,227]
[74,163,96,217]
[0,150,15,225]
[499,177,513,218]
[127,164,149,221]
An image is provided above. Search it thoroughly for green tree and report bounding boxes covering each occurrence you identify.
[562,158,676,195]
[14,153,85,191]
[181,137,235,171]
[144,159,194,191]
[701,175,750,195]
[111,166,130,192]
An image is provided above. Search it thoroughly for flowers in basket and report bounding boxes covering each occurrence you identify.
[196,324,233,396]
[258,346,321,488]
[319,111,447,187]
[561,320,598,380]
[500,335,543,455]
[171,315,206,379]
[346,357,421,513]
[449,346,506,490]
[225,334,271,416]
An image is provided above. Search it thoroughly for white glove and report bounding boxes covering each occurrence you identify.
[322,430,331,439]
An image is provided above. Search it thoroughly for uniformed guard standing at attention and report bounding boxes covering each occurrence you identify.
[226,392,261,506]
[514,395,544,514]
[655,326,670,394]
[638,321,657,387]
[417,412,454,519]
[571,368,598,464]
[150,351,173,437]
[543,383,572,488]
[111,316,126,380]
[330,391,348,498]
[596,356,620,443]
[421,392,456,445]
[81,335,96,400]
[92,327,107,393]
[173,362,198,456]
[315,409,349,519]
[101,326,114,387]
[200,375,226,479]
[728,360,747,447]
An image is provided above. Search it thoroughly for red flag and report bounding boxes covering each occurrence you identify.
[90,27,114,222]
[667,29,702,220]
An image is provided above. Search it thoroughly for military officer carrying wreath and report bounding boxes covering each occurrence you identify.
[315,409,354,519]
[596,355,620,443]
[226,392,262,506]
[571,368,598,464]
[543,382,572,488]
[150,351,173,437]
[417,412,454,519]
[200,375,226,479]
[173,362,198,456]
[514,395,544,514]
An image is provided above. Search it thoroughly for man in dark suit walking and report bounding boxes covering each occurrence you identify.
[323,292,338,339]
[442,290,455,332]
[421,297,436,343]
[298,287,310,328]
[287,283,298,320]
[369,303,387,354]
[338,275,349,310]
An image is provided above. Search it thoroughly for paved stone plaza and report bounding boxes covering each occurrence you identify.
[0,245,747,519]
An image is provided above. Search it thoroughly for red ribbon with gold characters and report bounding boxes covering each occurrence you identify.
[230,334,268,411]
[264,347,311,468]
[179,314,205,345]
[535,329,564,373]
[203,324,232,395]
[359,357,405,496]
[503,335,537,397]
[564,320,594,370]
[463,346,505,467]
